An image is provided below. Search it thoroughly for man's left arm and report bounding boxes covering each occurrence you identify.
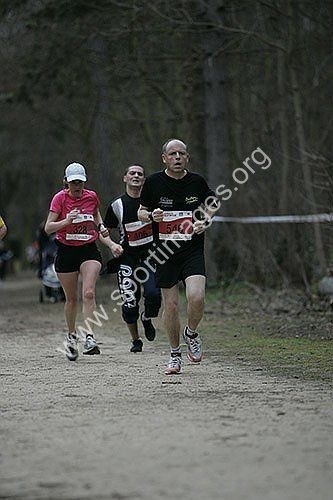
[99,203,124,258]
[193,181,221,234]
[138,177,164,223]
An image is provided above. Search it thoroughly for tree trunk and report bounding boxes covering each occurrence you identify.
[278,49,290,213]
[288,3,326,272]
[88,36,119,204]
[201,3,228,282]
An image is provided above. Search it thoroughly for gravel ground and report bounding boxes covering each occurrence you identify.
[0,275,332,500]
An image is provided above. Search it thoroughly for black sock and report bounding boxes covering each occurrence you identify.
[185,326,197,338]
[171,346,181,355]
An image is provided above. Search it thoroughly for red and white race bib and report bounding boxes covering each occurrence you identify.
[66,213,95,241]
[159,211,193,240]
[125,221,153,247]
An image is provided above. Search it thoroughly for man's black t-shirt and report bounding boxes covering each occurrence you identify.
[104,193,153,254]
[140,170,215,258]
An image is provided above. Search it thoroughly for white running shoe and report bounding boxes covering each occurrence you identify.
[165,353,182,375]
[183,327,202,363]
[64,334,78,361]
[83,335,100,355]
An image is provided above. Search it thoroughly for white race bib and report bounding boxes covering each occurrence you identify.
[159,211,193,240]
[70,214,94,224]
[125,221,153,247]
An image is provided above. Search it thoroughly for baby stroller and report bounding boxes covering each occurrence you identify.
[38,231,65,303]
[0,243,13,281]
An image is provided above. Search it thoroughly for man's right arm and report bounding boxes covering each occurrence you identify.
[138,179,164,222]
[138,178,152,222]
[138,205,152,222]
[101,202,124,257]
[138,205,164,223]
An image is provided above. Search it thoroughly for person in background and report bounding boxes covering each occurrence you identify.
[0,215,7,241]
[103,165,161,353]
[0,216,10,281]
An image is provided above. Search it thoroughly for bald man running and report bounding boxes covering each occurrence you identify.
[138,139,219,374]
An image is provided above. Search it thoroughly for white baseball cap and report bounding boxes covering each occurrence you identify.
[65,163,87,182]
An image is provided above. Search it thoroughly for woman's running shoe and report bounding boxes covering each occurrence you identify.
[83,335,100,355]
[65,334,79,361]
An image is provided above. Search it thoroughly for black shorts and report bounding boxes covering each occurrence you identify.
[155,247,206,288]
[54,241,102,273]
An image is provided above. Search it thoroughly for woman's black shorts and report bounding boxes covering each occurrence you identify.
[54,241,102,273]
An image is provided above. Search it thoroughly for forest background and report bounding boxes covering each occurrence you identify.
[0,0,332,287]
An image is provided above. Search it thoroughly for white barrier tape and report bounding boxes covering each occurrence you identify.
[213,213,333,224]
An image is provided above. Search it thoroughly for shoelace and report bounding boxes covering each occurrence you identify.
[66,336,77,345]
[188,336,201,354]
[169,355,181,368]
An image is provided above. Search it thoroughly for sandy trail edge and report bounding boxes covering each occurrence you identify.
[0,276,332,500]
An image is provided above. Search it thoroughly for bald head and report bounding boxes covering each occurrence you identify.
[161,138,189,178]
[162,139,188,154]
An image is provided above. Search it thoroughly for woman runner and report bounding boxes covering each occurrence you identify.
[45,162,122,361]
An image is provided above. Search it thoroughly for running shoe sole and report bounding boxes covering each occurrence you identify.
[83,345,101,355]
[165,367,183,375]
[165,354,183,374]
[187,352,203,363]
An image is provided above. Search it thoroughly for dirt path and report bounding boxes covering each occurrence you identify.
[0,275,332,500]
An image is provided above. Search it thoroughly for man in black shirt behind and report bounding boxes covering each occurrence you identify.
[138,139,219,374]
[104,165,161,352]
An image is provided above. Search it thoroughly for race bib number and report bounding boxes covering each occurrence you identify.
[125,221,153,247]
[66,213,95,241]
[159,211,193,240]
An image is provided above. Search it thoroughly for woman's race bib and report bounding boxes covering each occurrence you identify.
[66,213,95,241]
